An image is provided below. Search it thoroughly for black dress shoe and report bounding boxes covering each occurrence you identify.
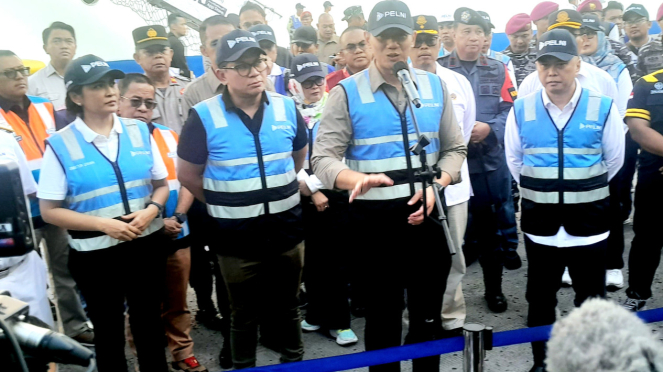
[196,308,225,331]
[529,365,546,372]
[485,293,508,313]
[503,251,523,270]
[219,338,233,369]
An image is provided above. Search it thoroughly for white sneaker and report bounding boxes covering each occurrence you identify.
[301,320,320,332]
[561,267,572,286]
[330,329,358,346]
[606,269,625,289]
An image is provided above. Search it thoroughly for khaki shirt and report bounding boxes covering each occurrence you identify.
[317,35,340,65]
[152,74,190,134]
[311,62,467,189]
[27,63,66,110]
[182,69,224,121]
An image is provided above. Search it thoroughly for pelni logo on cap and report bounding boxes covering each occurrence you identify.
[81,61,109,73]
[252,30,273,36]
[227,36,256,48]
[376,10,407,22]
[539,40,567,49]
[297,61,320,71]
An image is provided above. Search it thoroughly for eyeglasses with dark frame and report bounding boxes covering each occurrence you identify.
[1,67,30,80]
[220,58,269,77]
[121,96,158,110]
[301,76,325,89]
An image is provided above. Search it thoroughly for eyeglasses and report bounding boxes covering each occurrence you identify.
[343,40,367,52]
[579,30,597,39]
[624,17,648,26]
[1,67,30,79]
[301,76,325,89]
[221,58,268,77]
[414,35,439,48]
[121,96,158,109]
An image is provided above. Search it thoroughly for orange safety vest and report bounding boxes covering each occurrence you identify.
[0,96,55,217]
[151,122,189,239]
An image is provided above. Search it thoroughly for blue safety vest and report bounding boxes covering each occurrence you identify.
[193,92,301,228]
[46,117,164,251]
[339,68,444,201]
[515,88,612,237]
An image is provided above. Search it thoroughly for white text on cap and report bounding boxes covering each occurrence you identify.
[539,40,567,49]
[81,61,109,73]
[376,11,407,21]
[297,61,320,71]
[227,36,256,48]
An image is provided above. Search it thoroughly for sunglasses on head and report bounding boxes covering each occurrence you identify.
[301,76,325,89]
[121,96,158,109]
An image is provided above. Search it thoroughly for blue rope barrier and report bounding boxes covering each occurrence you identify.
[233,306,663,372]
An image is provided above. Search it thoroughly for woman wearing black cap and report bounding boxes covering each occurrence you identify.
[37,54,170,371]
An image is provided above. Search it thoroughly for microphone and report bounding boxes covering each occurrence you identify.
[392,61,421,108]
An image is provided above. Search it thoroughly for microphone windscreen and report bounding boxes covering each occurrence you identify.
[392,61,408,76]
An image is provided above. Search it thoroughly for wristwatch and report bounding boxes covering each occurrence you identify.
[145,201,165,215]
[173,212,187,224]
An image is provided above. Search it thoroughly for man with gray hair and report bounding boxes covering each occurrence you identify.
[546,298,663,372]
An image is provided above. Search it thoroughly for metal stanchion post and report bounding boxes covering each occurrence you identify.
[463,323,493,372]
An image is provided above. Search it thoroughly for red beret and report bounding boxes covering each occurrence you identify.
[578,0,603,13]
[658,3,663,21]
[531,1,560,22]
[506,13,532,35]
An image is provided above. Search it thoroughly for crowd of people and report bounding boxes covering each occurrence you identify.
[1,0,663,371]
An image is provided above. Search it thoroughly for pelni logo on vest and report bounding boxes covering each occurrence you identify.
[272,125,289,131]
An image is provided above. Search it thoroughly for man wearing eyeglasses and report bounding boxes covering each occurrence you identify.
[178,29,309,369]
[325,27,373,91]
[116,73,206,372]
[636,3,663,76]
[438,7,520,315]
[623,4,654,55]
[133,25,190,135]
[409,14,476,338]
[312,2,466,370]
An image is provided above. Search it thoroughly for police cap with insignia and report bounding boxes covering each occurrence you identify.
[548,9,583,30]
[216,29,264,65]
[64,54,125,91]
[412,15,438,34]
[133,25,170,49]
[454,7,489,33]
[368,0,413,36]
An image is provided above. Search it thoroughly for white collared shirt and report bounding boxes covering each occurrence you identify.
[27,63,67,111]
[268,63,283,84]
[37,114,168,200]
[504,81,625,248]
[518,61,627,118]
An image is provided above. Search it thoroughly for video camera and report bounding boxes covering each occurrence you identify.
[0,159,36,258]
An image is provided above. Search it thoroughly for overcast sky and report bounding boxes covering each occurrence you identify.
[6,0,663,63]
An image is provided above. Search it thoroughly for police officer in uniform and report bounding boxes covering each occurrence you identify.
[622,68,663,311]
[133,25,190,135]
[505,30,625,372]
[438,7,520,313]
[177,30,309,369]
[313,1,467,370]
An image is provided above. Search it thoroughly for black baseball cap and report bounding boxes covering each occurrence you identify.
[296,3,305,9]
[216,29,263,64]
[249,24,276,44]
[64,55,125,91]
[324,1,333,7]
[368,0,413,36]
[412,15,438,34]
[133,25,170,49]
[548,9,583,30]
[290,53,326,83]
[477,11,496,29]
[581,14,603,31]
[292,26,318,44]
[342,6,364,21]
[536,29,579,61]
[623,3,649,20]
[454,8,488,32]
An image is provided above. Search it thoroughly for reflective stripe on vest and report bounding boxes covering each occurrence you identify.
[0,96,55,218]
[152,123,189,239]
[193,92,300,221]
[515,89,611,204]
[47,118,163,251]
[340,68,444,200]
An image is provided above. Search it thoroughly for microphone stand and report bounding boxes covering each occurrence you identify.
[401,80,456,256]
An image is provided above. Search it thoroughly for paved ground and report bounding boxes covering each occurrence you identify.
[59,220,663,372]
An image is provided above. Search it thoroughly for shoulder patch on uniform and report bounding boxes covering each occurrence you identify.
[642,69,663,83]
